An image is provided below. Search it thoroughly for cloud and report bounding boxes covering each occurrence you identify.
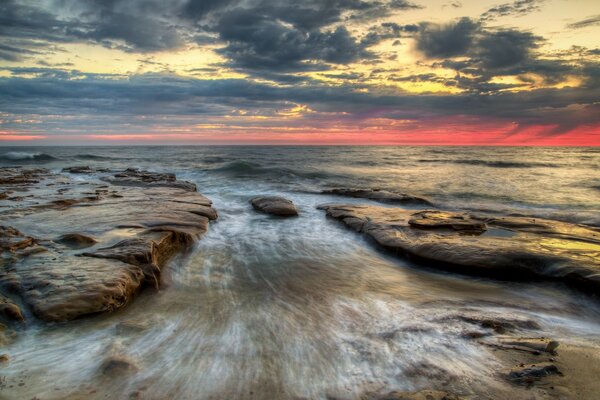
[1,69,598,135]
[416,17,543,75]
[480,0,544,21]
[360,22,419,47]
[213,7,371,73]
[566,15,600,29]
[416,18,480,58]
[476,29,540,68]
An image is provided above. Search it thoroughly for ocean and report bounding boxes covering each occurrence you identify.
[1,146,599,399]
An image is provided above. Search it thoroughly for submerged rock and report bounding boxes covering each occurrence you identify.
[456,312,541,334]
[322,188,432,206]
[505,363,560,384]
[56,233,97,249]
[494,337,559,354]
[0,296,24,323]
[251,196,298,217]
[62,165,94,174]
[0,167,49,186]
[0,167,217,322]
[321,204,600,291]
[99,355,139,376]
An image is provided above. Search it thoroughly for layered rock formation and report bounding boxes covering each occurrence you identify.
[0,167,217,322]
[320,205,600,292]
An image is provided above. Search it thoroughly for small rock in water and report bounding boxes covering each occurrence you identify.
[0,354,9,364]
[250,196,298,217]
[100,355,139,376]
[322,188,432,206]
[496,337,559,354]
[56,233,97,249]
[62,166,94,174]
[0,297,24,323]
[506,362,560,384]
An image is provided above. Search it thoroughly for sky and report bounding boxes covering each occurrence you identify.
[0,0,599,145]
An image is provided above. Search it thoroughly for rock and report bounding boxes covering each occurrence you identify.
[251,196,298,217]
[115,319,152,335]
[99,355,139,376]
[494,337,559,354]
[0,167,49,186]
[0,192,7,200]
[321,204,600,292]
[0,226,37,252]
[0,323,16,346]
[104,168,197,191]
[505,362,560,384]
[0,296,24,323]
[408,210,486,232]
[62,166,94,174]
[0,354,9,364]
[322,188,432,206]
[0,167,217,322]
[56,233,97,249]
[361,390,462,400]
[455,312,541,334]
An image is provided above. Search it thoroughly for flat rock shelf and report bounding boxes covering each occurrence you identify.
[0,167,217,323]
[320,204,600,293]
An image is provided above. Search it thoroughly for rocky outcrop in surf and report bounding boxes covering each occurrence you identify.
[320,204,600,292]
[0,167,216,322]
[322,188,432,206]
[251,196,298,217]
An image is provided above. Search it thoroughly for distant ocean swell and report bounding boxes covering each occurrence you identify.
[417,159,559,168]
[0,152,115,163]
[209,160,344,180]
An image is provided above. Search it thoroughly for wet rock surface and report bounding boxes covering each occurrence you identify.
[251,196,298,217]
[56,233,97,249]
[0,295,24,323]
[505,362,561,384]
[0,166,216,322]
[320,204,600,292]
[322,188,432,206]
[360,390,462,400]
[104,167,197,191]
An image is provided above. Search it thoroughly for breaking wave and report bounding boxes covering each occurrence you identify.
[0,151,58,162]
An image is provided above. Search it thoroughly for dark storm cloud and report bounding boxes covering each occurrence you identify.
[213,7,370,72]
[416,18,480,58]
[476,29,540,68]
[480,0,543,21]
[0,0,421,70]
[180,0,236,20]
[566,15,600,29]
[416,17,543,76]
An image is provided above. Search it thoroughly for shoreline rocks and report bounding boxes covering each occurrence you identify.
[250,196,298,217]
[0,167,217,322]
[320,204,600,292]
[322,188,432,206]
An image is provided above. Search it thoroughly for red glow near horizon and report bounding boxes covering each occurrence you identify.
[2,121,599,146]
